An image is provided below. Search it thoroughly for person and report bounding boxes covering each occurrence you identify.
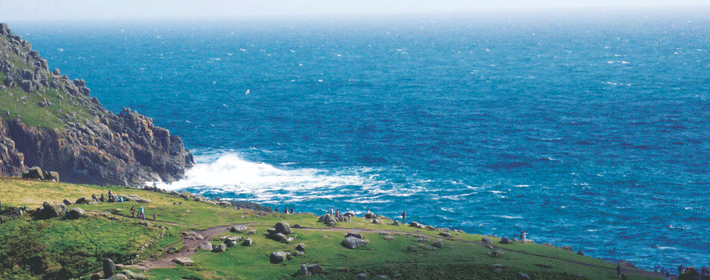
[617,264,622,277]
[289,207,294,214]
[679,264,684,276]
[330,207,334,215]
[283,208,288,214]
[139,206,145,220]
[119,196,124,203]
[274,207,278,213]
[130,206,136,218]
[402,211,406,224]
[665,269,670,280]
[153,212,157,221]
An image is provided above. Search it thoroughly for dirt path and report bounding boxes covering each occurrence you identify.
[295,226,667,279]
[137,223,251,269]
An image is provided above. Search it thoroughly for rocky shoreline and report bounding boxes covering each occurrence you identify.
[0,23,193,186]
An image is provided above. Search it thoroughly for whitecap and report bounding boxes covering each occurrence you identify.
[657,246,677,250]
[492,215,523,219]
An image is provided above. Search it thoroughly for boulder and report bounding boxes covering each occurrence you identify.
[242,238,253,246]
[212,243,227,253]
[488,250,504,257]
[409,221,422,228]
[75,197,91,204]
[123,270,147,280]
[500,237,511,244]
[270,251,291,264]
[341,236,369,249]
[103,258,116,278]
[34,202,67,219]
[433,240,443,249]
[346,232,363,239]
[577,249,585,256]
[307,264,324,274]
[275,221,292,235]
[372,218,381,224]
[562,245,574,252]
[198,242,213,251]
[294,264,310,276]
[357,272,368,279]
[62,199,72,205]
[44,171,59,182]
[225,236,242,247]
[22,166,44,180]
[107,274,128,280]
[269,232,287,243]
[482,237,492,244]
[516,272,531,280]
[230,225,248,233]
[364,212,376,219]
[318,214,337,226]
[173,257,194,266]
[390,220,400,226]
[121,195,151,203]
[295,243,306,252]
[383,235,395,241]
[439,232,451,238]
[182,231,204,240]
[66,207,87,219]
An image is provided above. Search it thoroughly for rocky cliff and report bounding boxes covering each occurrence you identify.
[0,23,193,186]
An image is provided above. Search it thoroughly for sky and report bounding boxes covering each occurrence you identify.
[0,0,708,21]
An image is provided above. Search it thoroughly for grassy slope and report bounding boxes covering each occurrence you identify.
[0,178,661,280]
[0,36,91,130]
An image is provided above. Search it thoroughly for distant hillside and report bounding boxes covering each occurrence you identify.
[0,23,193,186]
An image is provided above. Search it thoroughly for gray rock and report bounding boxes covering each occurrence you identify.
[500,237,511,244]
[123,270,147,279]
[198,242,213,251]
[307,264,324,274]
[35,202,67,219]
[75,197,91,204]
[482,237,492,244]
[433,240,443,249]
[173,257,194,266]
[107,274,128,280]
[562,245,574,252]
[383,235,395,241]
[577,249,585,256]
[409,221,422,228]
[342,236,369,249]
[439,232,451,238]
[270,251,291,264]
[103,258,116,278]
[230,225,248,233]
[212,243,227,253]
[296,243,306,252]
[488,250,504,257]
[357,272,368,279]
[63,199,72,205]
[22,166,44,180]
[516,272,531,280]
[53,68,60,75]
[347,232,364,239]
[406,245,416,252]
[269,232,287,243]
[66,207,87,219]
[242,237,253,246]
[275,221,292,235]
[225,236,242,247]
[378,275,389,279]
[372,218,380,224]
[294,264,310,276]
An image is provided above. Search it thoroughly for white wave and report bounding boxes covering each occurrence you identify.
[157,152,366,195]
[492,215,523,219]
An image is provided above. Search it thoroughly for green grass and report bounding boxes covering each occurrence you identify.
[0,178,663,280]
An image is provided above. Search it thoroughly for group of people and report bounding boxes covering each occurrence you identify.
[273,207,294,214]
[654,264,710,279]
[130,205,156,220]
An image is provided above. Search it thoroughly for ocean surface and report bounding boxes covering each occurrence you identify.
[12,14,710,271]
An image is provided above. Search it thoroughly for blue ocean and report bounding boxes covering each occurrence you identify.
[12,14,710,271]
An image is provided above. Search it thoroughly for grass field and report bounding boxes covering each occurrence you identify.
[0,177,662,280]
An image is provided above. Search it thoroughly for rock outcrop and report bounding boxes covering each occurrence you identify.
[0,23,193,186]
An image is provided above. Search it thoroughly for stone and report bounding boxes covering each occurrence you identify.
[307,264,324,274]
[182,231,204,240]
[63,199,72,205]
[66,207,87,219]
[342,236,369,249]
[318,213,337,226]
[45,171,59,182]
[275,221,292,235]
[107,274,128,280]
[406,245,416,252]
[500,237,511,244]
[357,273,368,279]
[347,232,364,239]
[294,264,310,276]
[577,249,585,256]
[426,225,436,231]
[270,251,291,264]
[123,270,147,279]
[439,232,451,238]
[488,250,504,257]
[482,237,492,244]
[53,68,60,75]
[364,212,376,219]
[173,257,194,266]
[383,235,395,241]
[390,220,400,226]
[516,272,531,280]
[230,225,248,233]
[562,245,574,252]
[22,166,44,180]
[378,275,389,279]
[372,218,380,224]
[212,243,227,253]
[75,197,91,204]
[198,242,213,251]
[269,232,287,243]
[103,258,116,278]
[34,202,67,219]
[242,237,253,246]
[409,221,422,228]
[225,236,242,246]
[296,243,306,251]
[433,240,443,249]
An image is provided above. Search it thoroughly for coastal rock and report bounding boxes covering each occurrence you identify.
[346,232,363,239]
[212,243,227,253]
[275,221,292,235]
[516,272,531,280]
[342,236,369,249]
[103,258,116,278]
[230,225,248,233]
[295,243,306,252]
[107,274,128,280]
[482,237,492,244]
[294,264,310,276]
[34,201,66,219]
[439,232,451,238]
[75,197,91,204]
[198,242,213,251]
[225,236,242,247]
[562,245,574,252]
[500,237,511,244]
[432,239,443,249]
[173,257,194,266]
[123,270,146,280]
[242,238,253,246]
[577,249,585,256]
[22,166,44,180]
[66,207,87,219]
[357,272,368,279]
[270,251,291,264]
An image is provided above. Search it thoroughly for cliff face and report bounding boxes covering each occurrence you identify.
[0,23,193,186]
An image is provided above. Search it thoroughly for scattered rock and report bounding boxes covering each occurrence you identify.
[482,237,492,244]
[166,246,179,254]
[242,238,254,246]
[22,166,44,180]
[230,225,248,233]
[500,237,511,244]
[425,225,436,231]
[432,239,443,249]
[295,243,306,252]
[383,235,395,241]
[173,257,194,266]
[346,232,363,239]
[439,232,451,238]
[516,272,531,280]
[66,207,87,219]
[294,264,310,276]
[378,275,389,279]
[182,231,204,240]
[107,274,128,280]
[212,243,227,253]
[562,245,574,252]
[618,260,637,268]
[577,249,585,256]
[270,251,291,264]
[225,236,242,247]
[198,242,213,251]
[103,258,116,278]
[34,201,67,219]
[372,218,380,224]
[357,272,368,279]
[406,245,416,252]
[306,264,324,274]
[123,270,147,280]
[390,220,400,226]
[488,250,504,257]
[274,221,292,235]
[409,221,422,228]
[342,236,369,249]
[247,230,257,234]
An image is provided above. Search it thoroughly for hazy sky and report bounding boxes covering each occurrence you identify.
[1,0,708,21]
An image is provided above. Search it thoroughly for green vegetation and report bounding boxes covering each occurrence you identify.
[0,178,662,280]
